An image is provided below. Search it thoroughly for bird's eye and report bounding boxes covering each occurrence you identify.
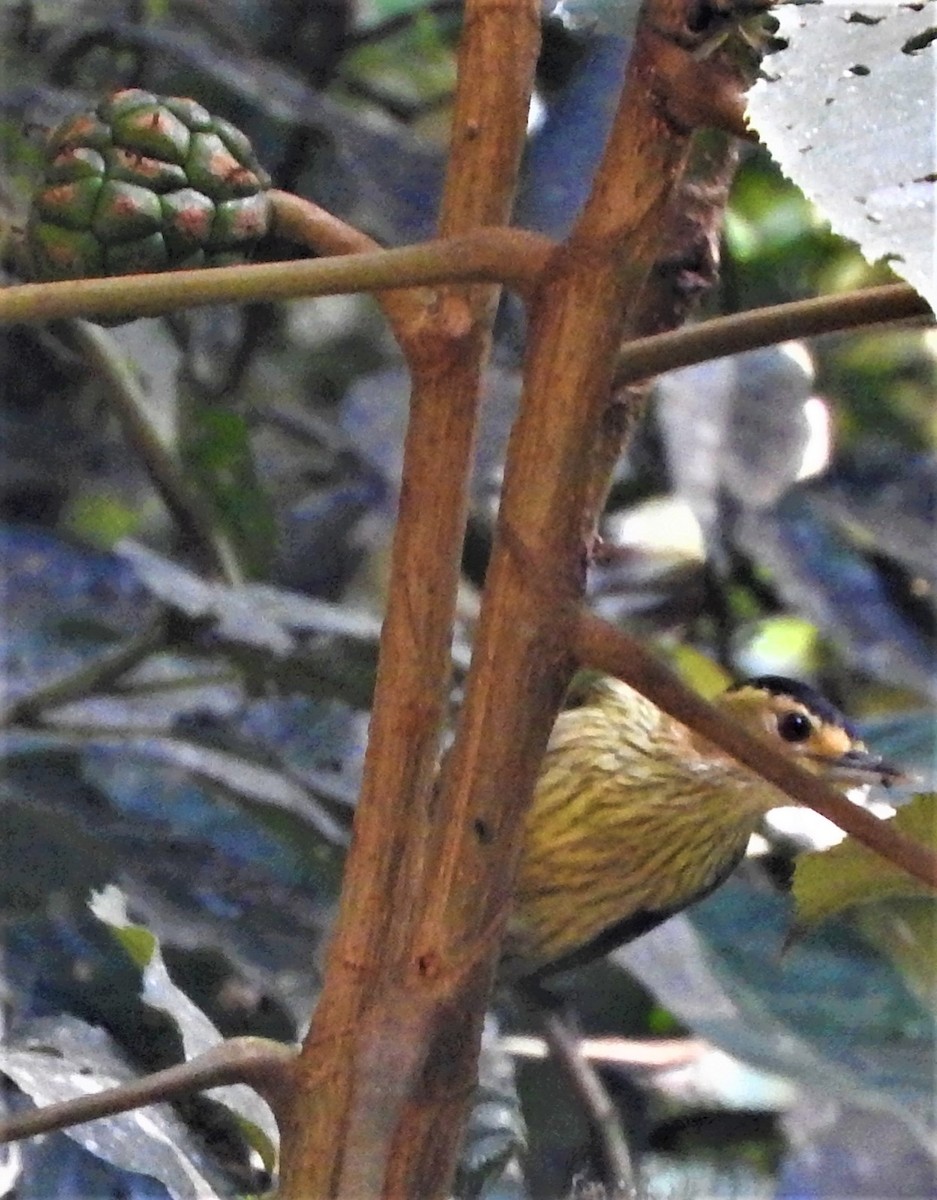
[777,711,813,743]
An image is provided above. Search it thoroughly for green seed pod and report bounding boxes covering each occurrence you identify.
[27,88,272,303]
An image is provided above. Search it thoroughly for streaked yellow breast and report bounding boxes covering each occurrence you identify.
[503,677,780,980]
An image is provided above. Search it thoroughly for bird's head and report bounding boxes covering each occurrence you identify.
[718,675,904,789]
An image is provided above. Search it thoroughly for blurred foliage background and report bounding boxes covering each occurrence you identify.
[0,1,934,1197]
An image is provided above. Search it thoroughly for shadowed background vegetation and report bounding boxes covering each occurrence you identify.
[0,1,934,1197]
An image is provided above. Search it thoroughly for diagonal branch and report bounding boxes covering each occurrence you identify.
[574,611,937,890]
[0,1039,296,1145]
[67,320,246,584]
[0,617,165,727]
[613,283,932,387]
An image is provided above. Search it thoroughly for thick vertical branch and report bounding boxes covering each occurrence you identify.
[421,0,697,934]
[399,0,704,1173]
[278,2,540,1197]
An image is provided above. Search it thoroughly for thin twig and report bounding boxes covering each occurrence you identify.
[613,283,931,388]
[503,1034,706,1069]
[0,617,165,727]
[269,190,426,338]
[574,611,937,890]
[67,320,244,585]
[1,228,552,326]
[533,1000,638,1200]
[0,1038,296,1144]
[107,668,237,695]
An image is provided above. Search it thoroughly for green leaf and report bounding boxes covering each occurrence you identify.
[793,794,937,926]
[792,796,937,1009]
[179,402,276,578]
[63,491,142,548]
[90,884,158,968]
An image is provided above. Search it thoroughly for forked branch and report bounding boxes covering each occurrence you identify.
[277,1,542,1196]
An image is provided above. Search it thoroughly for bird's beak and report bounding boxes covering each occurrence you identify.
[821,748,907,789]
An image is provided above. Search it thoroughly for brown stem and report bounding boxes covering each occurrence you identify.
[574,611,937,890]
[358,0,700,1191]
[0,228,552,326]
[408,0,718,1015]
[278,2,541,1197]
[269,190,426,336]
[645,24,752,139]
[536,1005,638,1198]
[0,1039,296,1145]
[613,283,932,388]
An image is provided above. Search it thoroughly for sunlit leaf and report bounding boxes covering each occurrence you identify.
[665,643,732,700]
[90,886,280,1172]
[793,794,937,926]
[748,2,936,311]
[90,886,159,970]
[0,1017,228,1200]
[735,614,822,682]
[62,491,142,549]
